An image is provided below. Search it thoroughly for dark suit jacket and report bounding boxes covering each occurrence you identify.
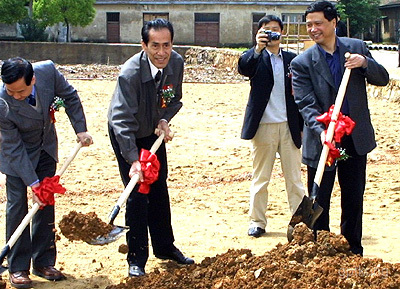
[238,47,303,148]
[108,50,183,164]
[291,37,389,168]
[0,60,88,186]
[336,21,347,37]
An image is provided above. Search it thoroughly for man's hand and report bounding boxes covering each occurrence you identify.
[76,132,93,147]
[255,28,269,54]
[157,120,173,143]
[345,53,367,69]
[129,160,143,182]
[31,182,45,207]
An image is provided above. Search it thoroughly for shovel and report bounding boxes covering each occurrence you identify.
[287,52,352,241]
[88,130,168,245]
[0,142,83,274]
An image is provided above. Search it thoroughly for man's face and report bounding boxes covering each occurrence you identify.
[142,27,173,69]
[306,11,336,45]
[261,21,283,47]
[4,76,35,101]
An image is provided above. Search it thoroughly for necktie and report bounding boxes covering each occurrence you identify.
[155,70,162,84]
[27,94,36,106]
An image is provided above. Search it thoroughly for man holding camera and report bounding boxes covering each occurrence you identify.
[238,15,305,238]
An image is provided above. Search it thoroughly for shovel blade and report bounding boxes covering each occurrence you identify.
[287,195,323,241]
[87,225,128,245]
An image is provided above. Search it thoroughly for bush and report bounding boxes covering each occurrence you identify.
[19,17,48,42]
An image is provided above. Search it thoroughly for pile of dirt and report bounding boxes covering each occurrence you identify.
[59,210,113,244]
[56,47,248,84]
[106,224,400,289]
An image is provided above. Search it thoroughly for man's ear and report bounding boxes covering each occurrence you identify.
[31,75,36,86]
[141,40,147,51]
[333,18,337,28]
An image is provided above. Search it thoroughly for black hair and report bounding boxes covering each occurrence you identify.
[1,57,34,85]
[305,0,338,22]
[258,15,284,30]
[141,18,174,45]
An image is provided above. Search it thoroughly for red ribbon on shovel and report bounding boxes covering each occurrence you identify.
[316,105,356,166]
[33,175,66,208]
[138,148,160,194]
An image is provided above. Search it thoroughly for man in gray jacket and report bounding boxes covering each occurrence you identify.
[108,18,193,278]
[0,57,93,288]
[291,1,389,255]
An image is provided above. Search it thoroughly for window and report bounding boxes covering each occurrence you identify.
[282,13,305,24]
[107,12,120,22]
[195,13,219,22]
[143,13,169,25]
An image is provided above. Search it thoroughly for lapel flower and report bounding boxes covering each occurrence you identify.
[49,96,65,123]
[160,84,175,108]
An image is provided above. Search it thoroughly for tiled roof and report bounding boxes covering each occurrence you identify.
[380,1,400,8]
[96,0,316,5]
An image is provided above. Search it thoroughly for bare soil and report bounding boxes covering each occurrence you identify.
[0,50,399,289]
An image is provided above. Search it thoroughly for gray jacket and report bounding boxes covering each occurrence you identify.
[291,37,389,168]
[0,60,88,185]
[108,50,183,164]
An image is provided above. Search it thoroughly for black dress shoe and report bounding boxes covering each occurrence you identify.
[32,266,65,281]
[128,265,145,277]
[155,247,194,264]
[9,271,32,289]
[248,227,266,238]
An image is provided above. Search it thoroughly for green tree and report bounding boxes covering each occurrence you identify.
[19,17,48,41]
[34,0,96,42]
[0,0,28,24]
[337,0,381,38]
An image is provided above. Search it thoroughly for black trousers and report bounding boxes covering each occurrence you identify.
[6,150,57,272]
[307,136,366,255]
[109,126,175,268]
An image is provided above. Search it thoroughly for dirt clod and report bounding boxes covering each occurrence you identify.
[118,244,129,254]
[59,210,113,244]
[105,224,400,289]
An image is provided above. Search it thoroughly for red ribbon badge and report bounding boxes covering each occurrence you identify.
[33,175,66,208]
[138,149,160,194]
[316,105,356,165]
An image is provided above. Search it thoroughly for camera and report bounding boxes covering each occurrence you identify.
[263,30,281,41]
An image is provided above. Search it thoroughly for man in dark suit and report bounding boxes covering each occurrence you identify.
[108,18,193,277]
[0,57,93,288]
[291,1,389,255]
[238,15,305,238]
[335,15,347,37]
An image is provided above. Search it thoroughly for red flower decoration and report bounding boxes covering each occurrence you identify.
[316,105,355,143]
[32,175,66,208]
[317,105,355,166]
[138,149,160,194]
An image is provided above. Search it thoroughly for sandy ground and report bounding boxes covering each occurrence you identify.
[0,50,399,288]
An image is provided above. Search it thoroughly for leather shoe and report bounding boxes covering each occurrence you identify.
[9,271,32,289]
[128,265,145,277]
[248,227,265,238]
[32,266,65,281]
[155,247,194,264]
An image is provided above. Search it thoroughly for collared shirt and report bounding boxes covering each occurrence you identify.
[148,59,163,80]
[27,85,37,106]
[260,48,287,124]
[317,38,349,114]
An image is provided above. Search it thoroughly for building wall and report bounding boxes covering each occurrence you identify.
[0,41,190,65]
[71,3,309,46]
[0,23,17,39]
[380,8,400,42]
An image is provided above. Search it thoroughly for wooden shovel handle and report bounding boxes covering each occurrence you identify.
[313,53,352,190]
[109,130,173,223]
[3,142,83,252]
